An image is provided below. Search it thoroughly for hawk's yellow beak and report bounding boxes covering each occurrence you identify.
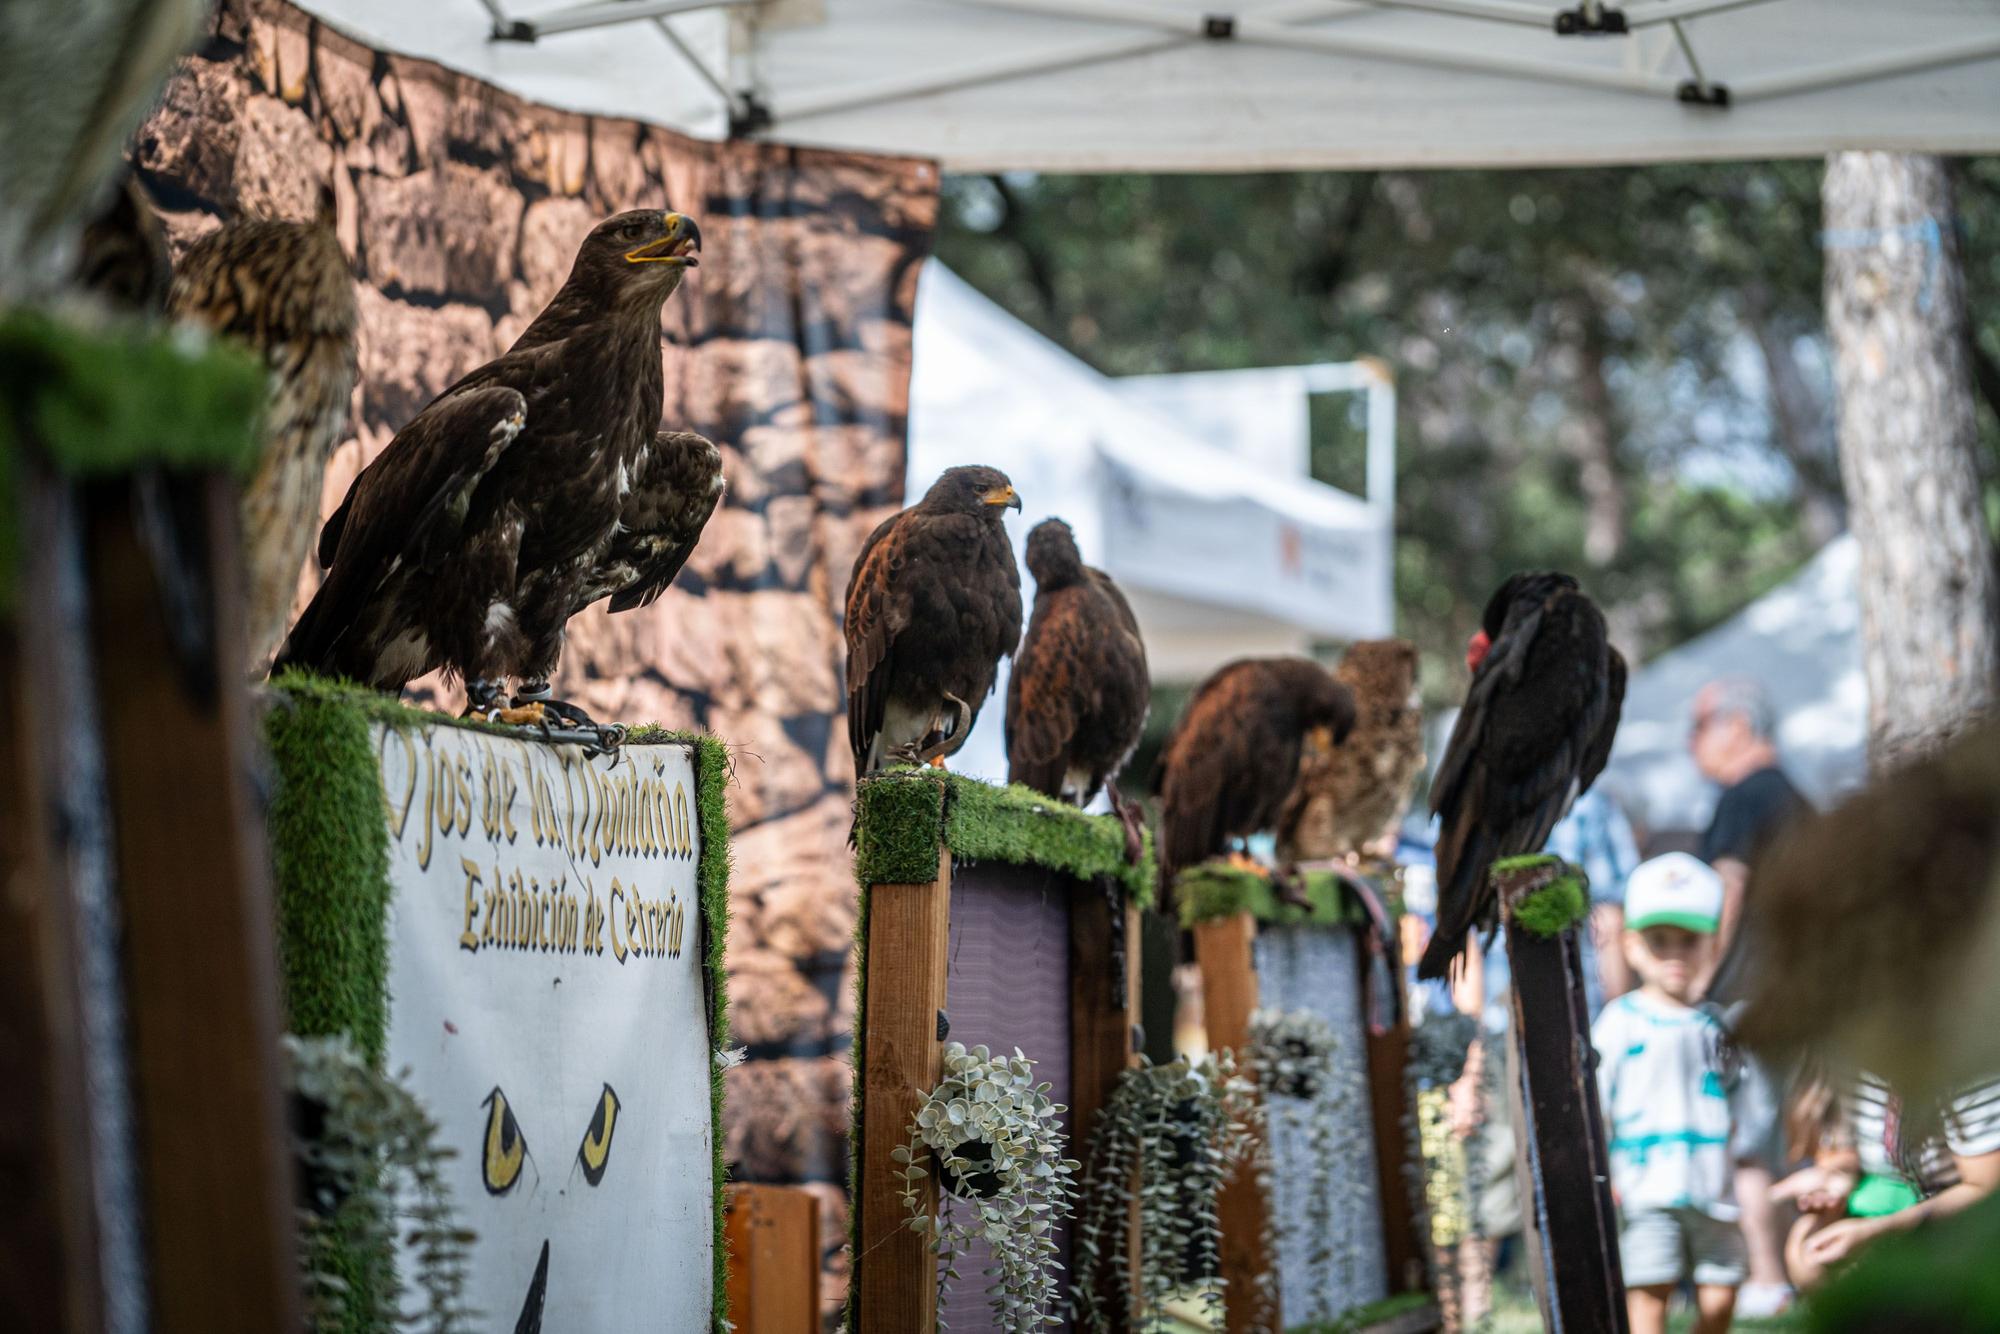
[981,484,1022,511]
[625,211,702,266]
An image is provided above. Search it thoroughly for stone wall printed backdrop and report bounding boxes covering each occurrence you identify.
[136,0,937,1314]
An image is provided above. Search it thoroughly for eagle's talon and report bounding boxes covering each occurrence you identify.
[1273,865,1313,911]
[493,702,547,726]
[1107,785,1147,867]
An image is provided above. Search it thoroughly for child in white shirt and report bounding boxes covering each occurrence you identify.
[1593,852,1745,1334]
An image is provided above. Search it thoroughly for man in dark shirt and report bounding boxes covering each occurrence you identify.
[1688,675,1814,1316]
[1690,677,1812,948]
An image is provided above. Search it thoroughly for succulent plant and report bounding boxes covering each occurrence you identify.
[895,1042,1078,1332]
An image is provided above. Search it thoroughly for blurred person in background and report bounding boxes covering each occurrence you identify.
[1689,676,1813,1317]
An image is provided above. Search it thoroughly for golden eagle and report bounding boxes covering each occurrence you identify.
[168,187,359,671]
[1419,571,1626,980]
[1005,517,1150,857]
[276,209,714,727]
[1153,657,1356,908]
[844,465,1022,773]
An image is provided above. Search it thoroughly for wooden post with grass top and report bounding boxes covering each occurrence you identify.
[1192,911,1275,1334]
[1496,855,1628,1334]
[725,1183,822,1331]
[1070,881,1143,1325]
[855,844,952,1329]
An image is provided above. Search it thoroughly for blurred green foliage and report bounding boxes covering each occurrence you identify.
[937,160,2000,710]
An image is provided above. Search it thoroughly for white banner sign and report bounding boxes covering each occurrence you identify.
[374,723,713,1330]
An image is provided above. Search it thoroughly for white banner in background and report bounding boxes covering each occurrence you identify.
[374,723,712,1330]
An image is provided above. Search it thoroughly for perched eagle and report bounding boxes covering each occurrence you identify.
[1279,638,1424,864]
[1153,657,1357,909]
[276,209,709,724]
[1419,571,1625,980]
[1005,517,1150,857]
[168,186,359,670]
[845,465,1023,773]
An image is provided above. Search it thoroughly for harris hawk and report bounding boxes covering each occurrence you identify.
[276,209,709,730]
[1153,657,1357,909]
[844,465,1023,773]
[1278,638,1425,864]
[167,186,359,671]
[1418,570,1625,980]
[1005,517,1151,858]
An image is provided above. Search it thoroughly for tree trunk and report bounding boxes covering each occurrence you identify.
[1824,152,2000,770]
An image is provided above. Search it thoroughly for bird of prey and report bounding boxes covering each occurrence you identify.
[845,465,1023,774]
[1418,571,1625,980]
[565,429,724,616]
[276,209,705,729]
[1722,717,2000,1118]
[1005,517,1151,858]
[168,187,359,671]
[1279,638,1424,864]
[1153,657,1357,909]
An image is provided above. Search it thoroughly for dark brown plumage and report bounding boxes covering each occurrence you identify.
[572,429,724,614]
[1005,518,1150,854]
[1278,638,1425,863]
[1152,657,1357,905]
[1723,717,2000,1111]
[168,187,358,670]
[845,465,1023,773]
[276,209,703,717]
[1419,571,1626,980]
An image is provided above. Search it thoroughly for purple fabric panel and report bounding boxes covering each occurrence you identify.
[937,860,1075,1331]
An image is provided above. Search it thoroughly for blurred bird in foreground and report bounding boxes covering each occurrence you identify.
[845,465,1024,774]
[1723,717,2000,1119]
[1420,571,1624,980]
[1005,518,1151,861]
[1153,656,1357,911]
[168,187,359,670]
[1278,637,1424,866]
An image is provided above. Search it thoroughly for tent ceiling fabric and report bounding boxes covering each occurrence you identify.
[299,0,2000,170]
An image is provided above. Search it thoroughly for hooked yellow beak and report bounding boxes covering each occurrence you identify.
[625,211,702,267]
[981,484,1022,511]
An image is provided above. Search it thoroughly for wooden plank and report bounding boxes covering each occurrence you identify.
[84,476,300,1334]
[1,462,116,1333]
[1192,912,1274,1334]
[725,1184,821,1332]
[1500,866,1627,1334]
[855,845,952,1330]
[1069,883,1141,1325]
[1359,921,1427,1298]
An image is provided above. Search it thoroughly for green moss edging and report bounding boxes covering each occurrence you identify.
[263,674,732,1331]
[0,309,267,615]
[1174,861,1365,930]
[855,766,1155,903]
[1494,855,1590,937]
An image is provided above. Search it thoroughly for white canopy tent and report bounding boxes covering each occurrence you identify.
[1602,533,1867,835]
[908,262,1394,782]
[298,0,2000,170]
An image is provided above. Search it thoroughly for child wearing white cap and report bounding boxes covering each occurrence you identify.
[1591,852,1746,1334]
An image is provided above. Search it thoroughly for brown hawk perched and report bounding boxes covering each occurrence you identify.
[844,465,1023,773]
[1153,656,1357,909]
[1420,571,1625,980]
[276,209,714,732]
[167,186,358,670]
[1005,517,1150,857]
[1278,638,1424,864]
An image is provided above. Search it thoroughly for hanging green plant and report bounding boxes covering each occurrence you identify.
[1070,1051,1267,1332]
[285,1032,477,1333]
[894,1042,1078,1331]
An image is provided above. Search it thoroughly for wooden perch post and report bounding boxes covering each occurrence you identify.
[1497,856,1627,1334]
[1192,912,1275,1334]
[725,1184,821,1332]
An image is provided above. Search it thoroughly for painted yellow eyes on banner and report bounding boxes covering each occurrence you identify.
[480,1083,623,1196]
[482,1088,528,1196]
[578,1084,621,1187]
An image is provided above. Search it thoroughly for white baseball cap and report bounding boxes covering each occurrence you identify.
[1624,852,1724,934]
